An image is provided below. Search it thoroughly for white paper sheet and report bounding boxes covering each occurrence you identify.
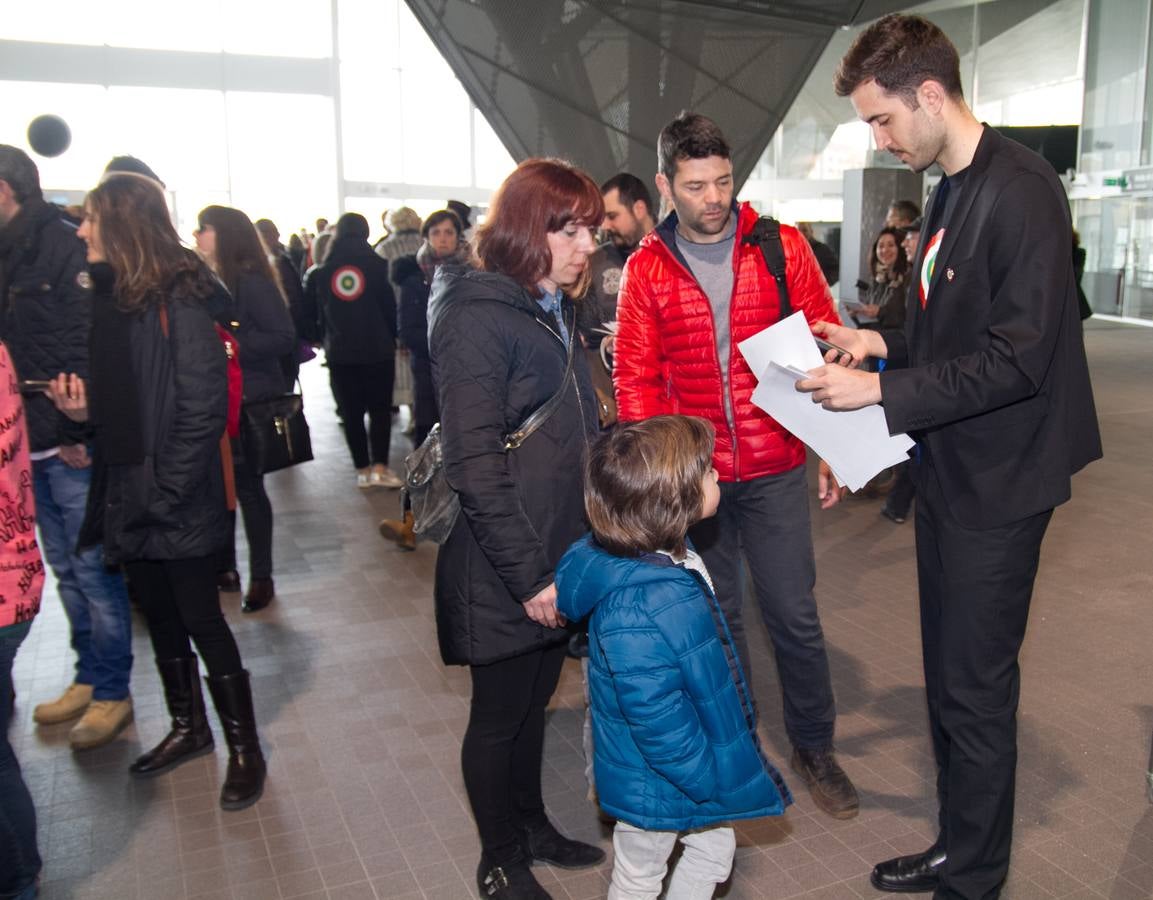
[736,314,914,492]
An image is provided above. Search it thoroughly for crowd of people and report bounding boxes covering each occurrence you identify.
[0,13,1103,900]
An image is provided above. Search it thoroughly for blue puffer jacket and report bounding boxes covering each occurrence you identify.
[556,535,791,831]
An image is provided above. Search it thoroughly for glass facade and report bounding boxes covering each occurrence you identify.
[0,0,514,240]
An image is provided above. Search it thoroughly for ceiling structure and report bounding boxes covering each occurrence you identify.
[405,0,911,186]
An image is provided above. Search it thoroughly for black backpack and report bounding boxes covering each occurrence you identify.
[742,216,792,320]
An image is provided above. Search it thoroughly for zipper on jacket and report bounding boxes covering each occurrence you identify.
[654,228,742,481]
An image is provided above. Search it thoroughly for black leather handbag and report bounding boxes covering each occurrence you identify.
[240,392,314,474]
[405,322,577,543]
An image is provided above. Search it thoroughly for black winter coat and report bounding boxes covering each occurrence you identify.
[82,272,232,564]
[393,256,430,357]
[305,237,396,365]
[428,266,598,666]
[234,272,295,401]
[0,198,92,452]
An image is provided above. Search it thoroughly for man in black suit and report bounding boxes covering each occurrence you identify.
[797,14,1102,899]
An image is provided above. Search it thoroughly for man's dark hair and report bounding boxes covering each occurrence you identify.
[834,14,964,108]
[600,173,653,216]
[889,199,921,223]
[0,145,42,204]
[657,112,731,182]
[335,212,370,241]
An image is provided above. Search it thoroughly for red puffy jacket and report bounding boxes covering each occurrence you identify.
[614,203,840,482]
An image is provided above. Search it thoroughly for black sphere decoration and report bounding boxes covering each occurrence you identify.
[27,115,72,158]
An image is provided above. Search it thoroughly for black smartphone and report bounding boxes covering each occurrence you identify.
[814,338,852,363]
[18,379,52,393]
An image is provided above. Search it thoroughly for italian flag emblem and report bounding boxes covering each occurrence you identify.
[332,266,365,301]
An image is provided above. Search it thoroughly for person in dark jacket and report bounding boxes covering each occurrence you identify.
[377,210,471,551]
[556,416,791,898]
[255,216,311,381]
[305,213,401,489]
[51,172,266,811]
[196,206,296,613]
[0,145,134,751]
[428,159,605,899]
[856,226,909,330]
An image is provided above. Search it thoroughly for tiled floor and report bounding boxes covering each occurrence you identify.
[10,319,1153,900]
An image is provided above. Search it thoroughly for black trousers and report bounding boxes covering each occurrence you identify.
[222,441,274,580]
[328,361,394,469]
[125,555,244,677]
[915,463,1052,899]
[410,350,438,448]
[461,643,567,865]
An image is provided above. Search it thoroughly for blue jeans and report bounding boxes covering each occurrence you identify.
[32,456,132,700]
[688,465,836,749]
[0,621,41,899]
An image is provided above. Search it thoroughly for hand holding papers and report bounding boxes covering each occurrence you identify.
[736,312,913,492]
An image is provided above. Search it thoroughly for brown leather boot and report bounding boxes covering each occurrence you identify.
[790,747,859,819]
[378,510,416,551]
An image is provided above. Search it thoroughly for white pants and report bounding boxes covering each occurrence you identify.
[608,820,736,900]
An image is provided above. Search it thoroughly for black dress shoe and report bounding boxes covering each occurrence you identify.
[520,822,605,869]
[242,578,275,613]
[217,570,241,593]
[870,845,947,893]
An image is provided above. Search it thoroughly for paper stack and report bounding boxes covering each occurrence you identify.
[736,312,914,492]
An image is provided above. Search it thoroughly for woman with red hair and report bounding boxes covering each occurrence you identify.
[428,159,605,898]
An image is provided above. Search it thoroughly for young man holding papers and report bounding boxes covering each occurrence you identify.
[798,15,1101,897]
[613,111,859,821]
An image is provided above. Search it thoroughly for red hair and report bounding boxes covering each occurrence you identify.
[475,158,604,293]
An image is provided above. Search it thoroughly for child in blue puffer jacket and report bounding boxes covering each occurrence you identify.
[556,415,791,900]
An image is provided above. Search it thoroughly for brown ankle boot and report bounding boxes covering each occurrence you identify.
[378,510,416,550]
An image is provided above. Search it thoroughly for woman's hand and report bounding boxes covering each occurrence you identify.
[48,373,89,423]
[858,303,880,318]
[523,582,566,629]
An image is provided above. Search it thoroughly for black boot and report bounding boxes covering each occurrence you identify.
[476,848,551,899]
[130,658,214,777]
[205,670,266,810]
[242,578,275,613]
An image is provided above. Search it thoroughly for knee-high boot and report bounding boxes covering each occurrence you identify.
[205,670,266,810]
[130,657,214,777]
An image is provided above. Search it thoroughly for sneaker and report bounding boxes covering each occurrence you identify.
[370,467,404,489]
[880,507,906,525]
[33,683,93,725]
[356,471,372,490]
[790,747,859,820]
[69,697,134,750]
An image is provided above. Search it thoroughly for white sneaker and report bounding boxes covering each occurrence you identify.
[356,471,372,490]
[371,467,404,489]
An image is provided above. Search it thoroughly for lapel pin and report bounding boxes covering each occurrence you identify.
[946,267,955,282]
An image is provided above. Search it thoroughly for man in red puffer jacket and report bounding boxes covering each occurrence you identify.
[614,112,859,821]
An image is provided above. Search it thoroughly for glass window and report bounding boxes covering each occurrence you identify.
[224,91,339,241]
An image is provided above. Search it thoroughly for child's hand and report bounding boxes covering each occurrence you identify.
[523,583,566,629]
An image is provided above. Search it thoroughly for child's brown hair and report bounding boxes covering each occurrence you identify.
[585,415,715,558]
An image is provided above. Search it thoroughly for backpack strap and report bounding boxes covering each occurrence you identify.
[743,216,791,320]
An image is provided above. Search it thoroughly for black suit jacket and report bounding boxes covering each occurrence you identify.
[879,126,1101,529]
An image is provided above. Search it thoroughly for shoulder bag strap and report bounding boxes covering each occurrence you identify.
[744,216,792,320]
[502,309,578,451]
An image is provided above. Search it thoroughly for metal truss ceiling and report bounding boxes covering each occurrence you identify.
[405,0,907,185]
